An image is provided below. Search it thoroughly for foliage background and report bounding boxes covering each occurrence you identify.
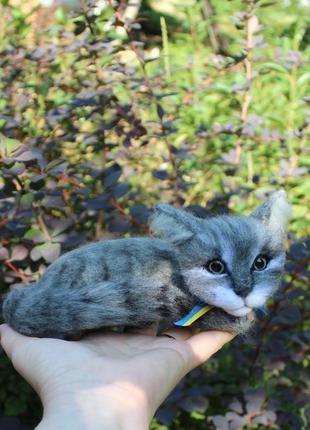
[0,0,309,429]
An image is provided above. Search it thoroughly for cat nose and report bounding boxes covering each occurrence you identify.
[236,286,252,298]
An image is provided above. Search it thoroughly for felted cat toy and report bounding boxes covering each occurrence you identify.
[2,190,291,338]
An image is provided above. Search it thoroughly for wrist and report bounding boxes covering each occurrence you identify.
[37,405,122,430]
[36,385,151,430]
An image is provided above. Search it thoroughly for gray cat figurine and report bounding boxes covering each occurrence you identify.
[2,190,291,338]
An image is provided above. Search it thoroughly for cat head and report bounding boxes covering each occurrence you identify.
[150,191,292,317]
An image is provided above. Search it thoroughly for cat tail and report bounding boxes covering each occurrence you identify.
[2,281,134,337]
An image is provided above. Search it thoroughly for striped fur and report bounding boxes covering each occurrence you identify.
[2,191,291,337]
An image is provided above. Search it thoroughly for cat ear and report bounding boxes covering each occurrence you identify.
[251,190,292,238]
[149,204,198,244]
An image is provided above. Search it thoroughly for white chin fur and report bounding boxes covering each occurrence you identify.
[245,284,273,308]
[227,307,252,317]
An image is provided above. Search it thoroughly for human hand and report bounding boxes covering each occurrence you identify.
[0,323,234,430]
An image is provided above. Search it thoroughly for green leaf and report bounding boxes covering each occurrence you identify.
[30,242,61,263]
[258,63,288,74]
[209,83,232,94]
[55,6,67,24]
[74,20,87,36]
[0,133,21,157]
[41,242,61,263]
[259,1,277,7]
[190,411,206,420]
[293,204,308,218]
[24,228,45,243]
[297,73,310,86]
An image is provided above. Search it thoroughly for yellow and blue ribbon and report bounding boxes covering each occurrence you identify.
[174,303,213,327]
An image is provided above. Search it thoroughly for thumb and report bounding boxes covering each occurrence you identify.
[0,323,32,361]
[186,330,235,368]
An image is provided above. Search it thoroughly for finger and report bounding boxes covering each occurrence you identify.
[160,326,194,341]
[125,322,159,336]
[186,330,235,367]
[0,324,33,360]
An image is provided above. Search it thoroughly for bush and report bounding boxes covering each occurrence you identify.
[0,0,309,428]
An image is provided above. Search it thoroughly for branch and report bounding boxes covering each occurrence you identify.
[5,260,29,283]
[37,211,52,241]
[80,0,95,35]
[109,198,149,234]
[234,3,257,165]
[202,0,230,55]
[59,174,84,189]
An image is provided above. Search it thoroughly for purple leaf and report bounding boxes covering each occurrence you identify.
[179,396,209,413]
[110,183,129,199]
[129,204,150,223]
[266,360,286,371]
[30,245,43,262]
[221,149,238,164]
[24,228,46,244]
[13,149,43,162]
[152,170,169,180]
[272,304,302,326]
[62,233,85,249]
[41,242,61,263]
[156,103,165,119]
[226,412,242,420]
[156,406,177,426]
[104,170,122,188]
[211,415,230,430]
[0,246,9,260]
[2,162,26,177]
[245,388,265,415]
[252,410,277,425]
[287,288,306,301]
[30,242,61,263]
[45,160,68,176]
[42,195,66,208]
[108,214,131,233]
[84,196,111,211]
[50,219,73,236]
[228,415,247,430]
[229,400,243,414]
[11,245,28,261]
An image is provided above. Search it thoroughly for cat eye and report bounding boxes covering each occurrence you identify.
[252,255,269,271]
[204,259,226,275]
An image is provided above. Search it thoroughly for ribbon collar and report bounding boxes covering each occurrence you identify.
[174,303,213,327]
[174,304,267,327]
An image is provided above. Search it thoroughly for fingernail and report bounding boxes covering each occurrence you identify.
[160,333,176,340]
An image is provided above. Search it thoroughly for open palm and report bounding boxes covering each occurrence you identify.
[0,324,234,429]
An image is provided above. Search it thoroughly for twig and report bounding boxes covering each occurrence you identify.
[109,197,149,233]
[95,210,104,239]
[5,260,28,283]
[115,0,142,38]
[160,16,171,81]
[59,174,84,189]
[0,218,8,227]
[80,0,95,36]
[130,43,182,205]
[202,0,231,55]
[202,62,243,88]
[234,3,256,165]
[37,211,52,241]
